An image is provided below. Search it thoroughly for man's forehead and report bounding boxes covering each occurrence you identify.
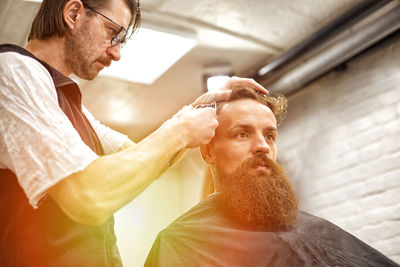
[217,98,276,133]
[218,98,275,124]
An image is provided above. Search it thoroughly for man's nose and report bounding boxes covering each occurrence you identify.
[253,134,270,155]
[107,44,121,61]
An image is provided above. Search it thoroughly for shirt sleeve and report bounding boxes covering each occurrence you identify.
[0,52,99,208]
[82,106,130,155]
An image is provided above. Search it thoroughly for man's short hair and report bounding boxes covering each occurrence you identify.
[219,85,288,126]
[28,0,141,41]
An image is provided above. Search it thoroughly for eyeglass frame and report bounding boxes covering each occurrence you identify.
[82,3,128,47]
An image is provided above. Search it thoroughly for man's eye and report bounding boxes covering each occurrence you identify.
[236,132,248,139]
[265,134,275,141]
[109,28,117,35]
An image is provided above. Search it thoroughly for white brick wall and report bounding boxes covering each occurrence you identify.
[278,39,400,263]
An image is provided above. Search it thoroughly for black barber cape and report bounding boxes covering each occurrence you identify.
[0,44,122,267]
[145,193,399,267]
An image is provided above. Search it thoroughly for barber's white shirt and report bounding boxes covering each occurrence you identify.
[0,51,128,208]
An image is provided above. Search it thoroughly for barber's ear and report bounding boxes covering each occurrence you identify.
[200,144,215,165]
[63,0,85,31]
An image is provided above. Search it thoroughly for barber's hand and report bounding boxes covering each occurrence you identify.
[221,76,269,94]
[191,76,268,107]
[171,105,218,148]
[191,90,231,107]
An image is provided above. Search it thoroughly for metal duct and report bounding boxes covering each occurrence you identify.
[266,2,400,95]
[254,0,391,84]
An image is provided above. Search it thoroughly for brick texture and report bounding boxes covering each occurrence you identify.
[278,39,400,263]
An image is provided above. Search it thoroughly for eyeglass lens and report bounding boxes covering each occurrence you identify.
[112,28,127,46]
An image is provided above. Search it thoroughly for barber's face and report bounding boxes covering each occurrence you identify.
[65,0,131,80]
[203,98,278,179]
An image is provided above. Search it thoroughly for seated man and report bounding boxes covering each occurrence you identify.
[144,85,398,267]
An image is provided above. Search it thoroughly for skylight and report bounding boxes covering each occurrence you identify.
[100,26,197,84]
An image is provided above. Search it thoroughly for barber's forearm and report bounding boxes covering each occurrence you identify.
[49,118,187,226]
[118,138,136,151]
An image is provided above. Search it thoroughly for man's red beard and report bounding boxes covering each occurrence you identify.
[215,154,299,232]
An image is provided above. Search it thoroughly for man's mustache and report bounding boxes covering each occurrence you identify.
[98,57,112,67]
[241,154,274,171]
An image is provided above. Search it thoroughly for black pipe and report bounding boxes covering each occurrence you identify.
[254,0,392,84]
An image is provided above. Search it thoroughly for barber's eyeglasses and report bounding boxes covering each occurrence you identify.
[83,4,127,47]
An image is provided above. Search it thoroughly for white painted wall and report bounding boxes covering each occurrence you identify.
[115,149,206,267]
[278,38,400,263]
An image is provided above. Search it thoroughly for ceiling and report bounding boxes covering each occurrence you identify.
[0,0,362,141]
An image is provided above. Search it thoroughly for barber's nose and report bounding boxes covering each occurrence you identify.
[253,134,270,155]
[107,44,121,61]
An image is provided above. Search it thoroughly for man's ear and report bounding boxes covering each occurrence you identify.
[63,0,85,31]
[200,144,215,165]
